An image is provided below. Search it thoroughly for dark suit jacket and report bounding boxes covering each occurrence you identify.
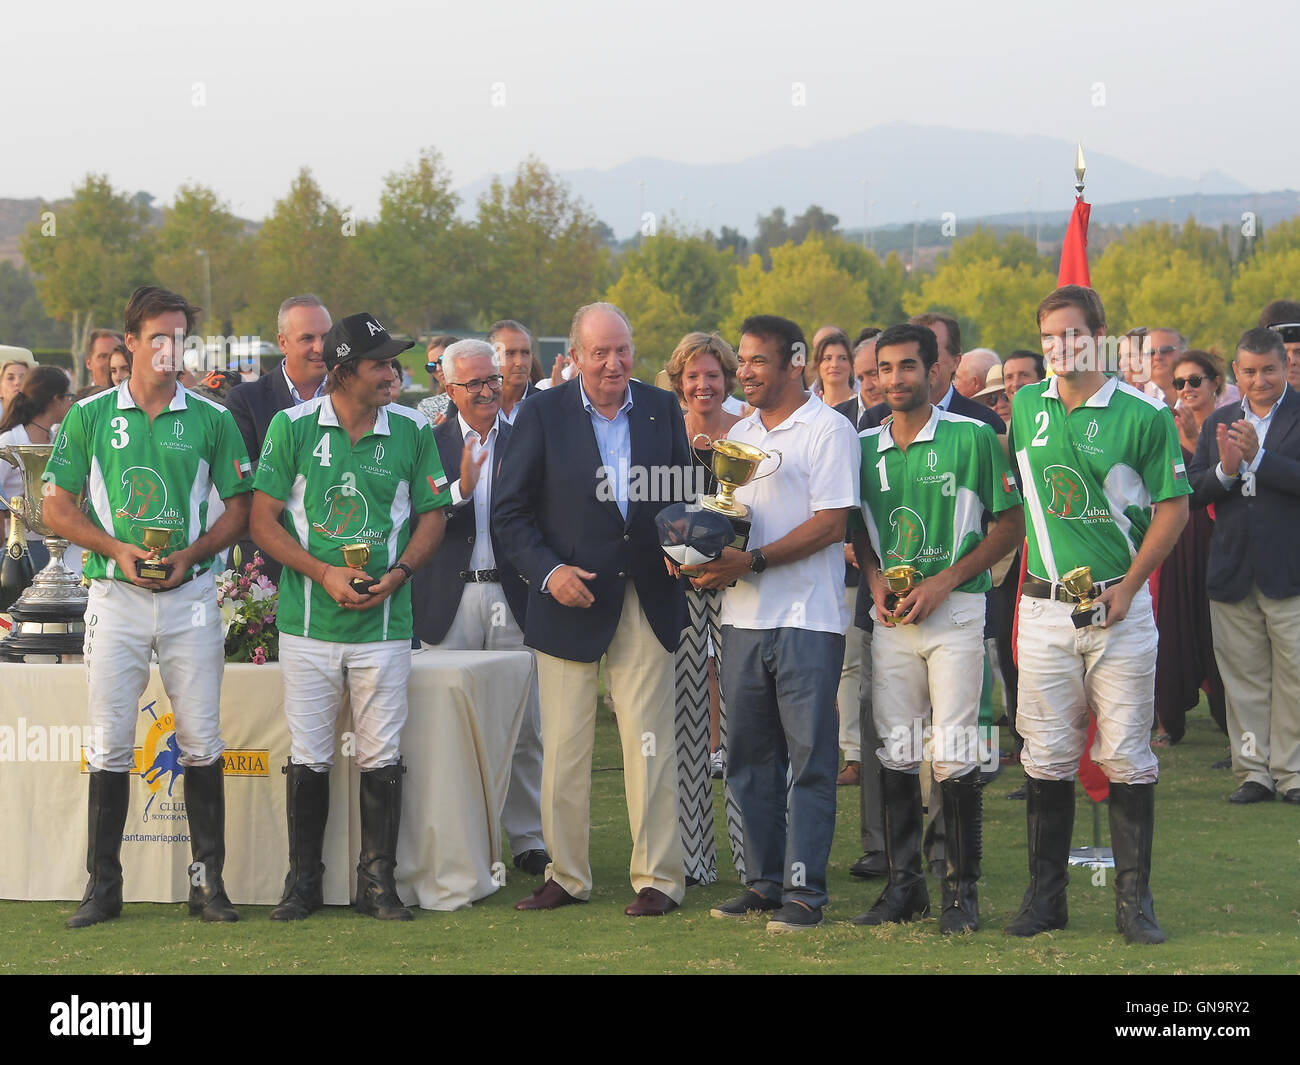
[226,365,296,471]
[492,378,690,662]
[1189,387,1300,602]
[867,388,1006,434]
[837,398,879,629]
[410,410,527,644]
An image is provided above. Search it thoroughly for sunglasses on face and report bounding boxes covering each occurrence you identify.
[1173,374,1210,390]
[1145,345,1177,358]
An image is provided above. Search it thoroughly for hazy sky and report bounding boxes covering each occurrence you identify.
[5,0,1295,220]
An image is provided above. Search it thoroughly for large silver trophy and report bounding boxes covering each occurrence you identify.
[0,443,88,663]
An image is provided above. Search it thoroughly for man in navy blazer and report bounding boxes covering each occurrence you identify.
[410,340,547,873]
[494,302,691,916]
[1190,326,1300,805]
[226,295,332,575]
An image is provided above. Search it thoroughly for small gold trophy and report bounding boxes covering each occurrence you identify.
[136,526,173,580]
[881,564,924,623]
[692,434,782,550]
[341,543,376,594]
[1062,566,1105,628]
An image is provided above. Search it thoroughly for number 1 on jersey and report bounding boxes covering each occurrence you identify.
[876,455,890,491]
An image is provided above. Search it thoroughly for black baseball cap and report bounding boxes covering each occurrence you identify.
[323,313,414,371]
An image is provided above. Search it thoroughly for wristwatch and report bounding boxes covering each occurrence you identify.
[387,562,414,583]
[748,549,767,574]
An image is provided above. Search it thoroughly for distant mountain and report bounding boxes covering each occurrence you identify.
[458,122,1252,239]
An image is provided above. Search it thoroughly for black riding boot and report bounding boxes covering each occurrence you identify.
[1109,781,1165,944]
[1004,777,1073,936]
[184,760,239,922]
[355,763,413,921]
[852,767,931,926]
[939,768,982,935]
[66,770,129,929]
[271,762,330,921]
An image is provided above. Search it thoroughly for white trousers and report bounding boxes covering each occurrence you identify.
[871,590,985,782]
[83,577,226,772]
[423,581,545,855]
[1016,585,1159,784]
[279,632,411,771]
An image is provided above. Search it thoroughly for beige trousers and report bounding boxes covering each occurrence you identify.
[1210,586,1300,794]
[536,580,682,902]
[837,584,863,762]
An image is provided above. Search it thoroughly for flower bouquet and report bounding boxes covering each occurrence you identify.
[215,548,279,664]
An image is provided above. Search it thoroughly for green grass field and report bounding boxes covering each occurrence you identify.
[2,705,1296,975]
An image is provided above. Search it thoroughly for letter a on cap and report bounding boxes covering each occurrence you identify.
[366,319,383,336]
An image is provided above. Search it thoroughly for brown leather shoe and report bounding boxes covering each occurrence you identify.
[624,887,679,916]
[837,761,861,786]
[515,879,585,911]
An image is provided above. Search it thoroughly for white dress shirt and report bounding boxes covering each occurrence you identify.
[449,416,499,571]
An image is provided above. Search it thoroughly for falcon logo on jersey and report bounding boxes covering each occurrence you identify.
[886,506,926,563]
[312,483,371,540]
[1043,464,1089,519]
[116,467,167,521]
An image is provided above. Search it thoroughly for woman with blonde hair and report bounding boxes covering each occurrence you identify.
[665,331,746,885]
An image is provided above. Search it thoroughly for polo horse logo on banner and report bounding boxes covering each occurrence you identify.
[139,701,184,820]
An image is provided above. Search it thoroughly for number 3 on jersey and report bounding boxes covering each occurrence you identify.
[312,434,332,467]
[110,417,129,450]
[1031,410,1049,447]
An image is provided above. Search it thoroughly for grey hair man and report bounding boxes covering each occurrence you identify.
[487,319,538,424]
[954,348,1001,399]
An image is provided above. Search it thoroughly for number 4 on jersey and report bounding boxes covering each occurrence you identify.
[312,435,332,468]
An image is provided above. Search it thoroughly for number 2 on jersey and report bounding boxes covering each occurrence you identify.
[1031,411,1049,447]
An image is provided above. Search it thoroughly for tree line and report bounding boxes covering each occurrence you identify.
[7,147,1297,386]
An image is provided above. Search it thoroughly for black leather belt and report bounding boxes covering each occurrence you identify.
[1022,573,1123,603]
[459,569,499,583]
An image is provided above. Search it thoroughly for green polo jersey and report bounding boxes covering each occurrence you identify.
[849,407,1021,594]
[253,396,450,644]
[44,381,253,582]
[1008,375,1191,584]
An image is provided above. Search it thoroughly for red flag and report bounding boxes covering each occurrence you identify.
[1058,198,1091,286]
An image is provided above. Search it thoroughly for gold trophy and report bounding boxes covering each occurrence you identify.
[1062,566,1105,628]
[691,434,782,550]
[341,542,377,594]
[136,526,174,581]
[881,564,924,623]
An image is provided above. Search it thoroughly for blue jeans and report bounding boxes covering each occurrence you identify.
[721,625,842,909]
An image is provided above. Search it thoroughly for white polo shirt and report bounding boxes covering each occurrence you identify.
[720,392,861,634]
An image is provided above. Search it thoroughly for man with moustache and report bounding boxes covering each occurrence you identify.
[410,339,548,874]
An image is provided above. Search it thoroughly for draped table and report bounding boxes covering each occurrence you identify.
[0,646,534,911]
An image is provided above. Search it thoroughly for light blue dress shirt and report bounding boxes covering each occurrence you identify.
[282,360,326,405]
[581,381,634,521]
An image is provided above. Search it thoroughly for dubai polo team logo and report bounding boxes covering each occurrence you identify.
[1043,464,1090,519]
[116,466,167,521]
[312,483,370,540]
[886,506,926,562]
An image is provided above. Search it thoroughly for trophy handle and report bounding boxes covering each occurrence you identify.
[751,448,783,481]
[690,432,714,449]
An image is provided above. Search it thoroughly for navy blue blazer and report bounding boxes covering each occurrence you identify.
[1188,386,1300,602]
[227,365,295,471]
[492,378,690,662]
[410,410,527,645]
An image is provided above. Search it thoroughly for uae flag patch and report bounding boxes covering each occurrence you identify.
[234,458,252,479]
[1172,459,1187,480]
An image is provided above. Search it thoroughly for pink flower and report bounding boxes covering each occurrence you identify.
[252,646,267,665]
[244,563,254,574]
[238,577,251,591]
[248,622,262,635]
